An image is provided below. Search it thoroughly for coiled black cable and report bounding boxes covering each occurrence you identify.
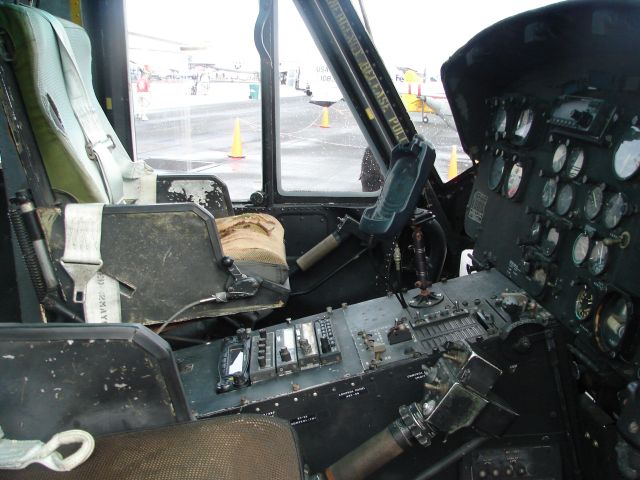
[8,205,46,301]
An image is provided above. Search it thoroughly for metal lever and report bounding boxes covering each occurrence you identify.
[294,215,363,273]
[408,210,443,308]
[318,341,518,480]
[221,256,261,299]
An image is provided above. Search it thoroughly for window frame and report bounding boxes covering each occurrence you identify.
[261,0,384,206]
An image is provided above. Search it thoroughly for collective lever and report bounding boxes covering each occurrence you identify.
[314,341,517,480]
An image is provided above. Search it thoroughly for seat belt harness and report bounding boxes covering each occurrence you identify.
[60,203,121,323]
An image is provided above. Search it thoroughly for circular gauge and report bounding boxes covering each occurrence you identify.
[514,108,534,142]
[541,178,558,208]
[575,286,595,321]
[588,240,609,275]
[613,126,640,180]
[494,106,507,134]
[595,294,632,353]
[555,183,575,216]
[505,162,524,199]
[584,185,604,220]
[572,233,590,266]
[551,144,568,173]
[542,227,560,256]
[566,148,585,179]
[529,221,542,243]
[603,192,628,229]
[488,154,505,190]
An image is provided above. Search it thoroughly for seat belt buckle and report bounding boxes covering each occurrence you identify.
[60,259,103,303]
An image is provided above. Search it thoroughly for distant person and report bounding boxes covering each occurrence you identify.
[360,147,384,192]
[135,72,150,121]
[190,74,199,95]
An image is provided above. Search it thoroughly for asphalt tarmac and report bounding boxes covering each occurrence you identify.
[134,88,471,200]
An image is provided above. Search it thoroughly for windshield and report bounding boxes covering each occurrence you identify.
[125,0,560,201]
[358,0,560,182]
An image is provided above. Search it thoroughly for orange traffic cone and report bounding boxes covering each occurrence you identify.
[319,107,330,128]
[228,118,244,159]
[448,145,458,180]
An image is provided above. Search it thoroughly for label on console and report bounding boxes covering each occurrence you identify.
[406,371,427,381]
[338,386,367,400]
[468,191,488,224]
[290,414,318,426]
[506,260,521,279]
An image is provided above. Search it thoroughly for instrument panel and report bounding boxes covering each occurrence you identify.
[467,92,640,374]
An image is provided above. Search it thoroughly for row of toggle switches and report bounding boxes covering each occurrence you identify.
[249,316,341,385]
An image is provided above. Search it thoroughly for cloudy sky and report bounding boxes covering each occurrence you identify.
[126,0,560,74]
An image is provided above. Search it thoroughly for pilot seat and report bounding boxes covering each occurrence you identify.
[0,3,289,326]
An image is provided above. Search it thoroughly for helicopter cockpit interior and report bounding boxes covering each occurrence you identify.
[0,1,639,479]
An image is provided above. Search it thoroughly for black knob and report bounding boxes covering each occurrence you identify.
[299,338,312,355]
[280,347,292,362]
[502,296,523,322]
[221,256,234,268]
[250,191,265,206]
[570,109,593,128]
[258,355,266,368]
[233,374,247,387]
[15,190,30,204]
[259,329,267,339]
[320,337,330,353]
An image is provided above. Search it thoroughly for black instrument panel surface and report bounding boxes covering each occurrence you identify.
[439,0,640,378]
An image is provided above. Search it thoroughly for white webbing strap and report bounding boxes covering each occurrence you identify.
[60,203,103,303]
[85,272,122,323]
[0,426,95,472]
[60,204,122,323]
[123,161,157,204]
[60,203,104,303]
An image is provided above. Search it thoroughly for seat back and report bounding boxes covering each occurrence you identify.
[0,323,192,440]
[0,4,142,203]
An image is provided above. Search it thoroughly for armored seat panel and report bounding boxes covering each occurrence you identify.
[0,323,192,441]
[41,204,288,325]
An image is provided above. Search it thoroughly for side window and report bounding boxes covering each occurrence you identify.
[278,2,377,196]
[125,1,262,200]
